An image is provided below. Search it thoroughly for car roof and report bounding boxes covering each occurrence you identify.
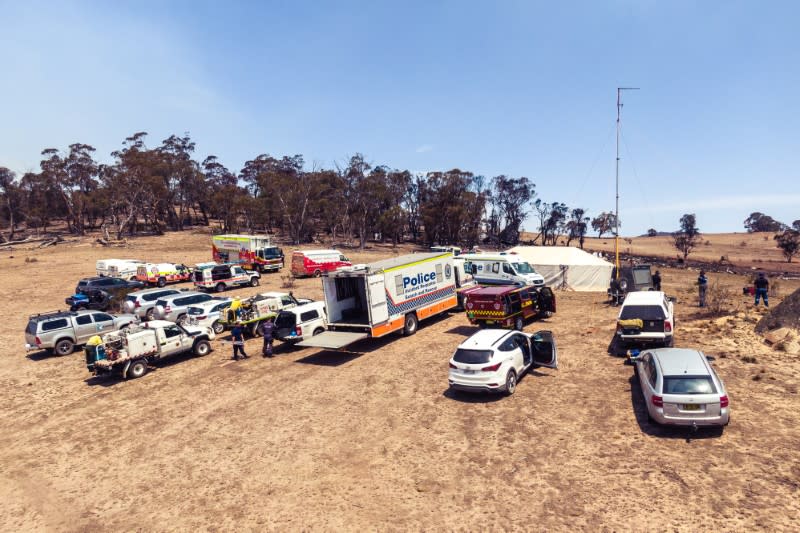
[651,348,709,376]
[470,285,520,296]
[141,320,178,328]
[193,298,231,308]
[622,291,665,304]
[131,287,181,296]
[285,301,323,312]
[157,291,203,301]
[258,292,289,299]
[457,328,512,349]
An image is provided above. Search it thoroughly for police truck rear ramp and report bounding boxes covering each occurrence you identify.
[297,252,459,350]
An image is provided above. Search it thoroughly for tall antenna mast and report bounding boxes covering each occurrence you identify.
[615,86,639,277]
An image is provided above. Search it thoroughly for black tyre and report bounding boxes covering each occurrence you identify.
[250,277,260,287]
[514,316,524,331]
[313,269,322,278]
[145,308,155,321]
[505,370,517,395]
[177,314,188,326]
[313,327,324,336]
[665,336,674,347]
[127,359,148,379]
[193,340,211,357]
[157,277,167,288]
[403,313,418,336]
[54,338,74,356]
[250,321,262,338]
[212,320,224,334]
[215,283,225,293]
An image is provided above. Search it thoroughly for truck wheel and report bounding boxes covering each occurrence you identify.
[505,370,517,395]
[665,336,674,347]
[145,308,155,321]
[177,314,188,326]
[313,269,322,277]
[54,338,74,356]
[193,340,211,357]
[313,327,324,336]
[514,317,524,331]
[212,320,224,334]
[250,277,260,287]
[403,313,418,336]
[250,321,262,338]
[128,359,148,379]
[157,277,166,288]
[215,283,225,293]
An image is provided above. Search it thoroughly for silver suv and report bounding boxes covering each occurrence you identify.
[25,309,138,356]
[123,288,182,320]
[153,292,220,323]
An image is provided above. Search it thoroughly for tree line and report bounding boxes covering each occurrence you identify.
[0,132,627,250]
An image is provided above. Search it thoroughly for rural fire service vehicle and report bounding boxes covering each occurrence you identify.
[95,259,144,280]
[193,263,261,292]
[136,262,192,287]
[219,291,313,337]
[212,234,284,273]
[291,250,352,277]
[84,320,215,380]
[297,252,462,350]
[465,285,556,330]
[460,253,546,287]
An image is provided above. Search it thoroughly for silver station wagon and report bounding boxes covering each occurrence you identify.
[633,348,730,428]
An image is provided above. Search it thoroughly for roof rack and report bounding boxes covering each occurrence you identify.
[28,310,75,320]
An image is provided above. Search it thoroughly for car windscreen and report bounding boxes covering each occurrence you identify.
[619,305,665,320]
[512,261,535,274]
[26,321,37,335]
[155,299,167,308]
[275,312,296,328]
[453,348,493,364]
[663,376,716,395]
[187,307,204,315]
[632,269,652,286]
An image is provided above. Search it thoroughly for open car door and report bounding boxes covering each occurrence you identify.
[529,330,558,369]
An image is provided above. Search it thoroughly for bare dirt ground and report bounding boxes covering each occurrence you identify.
[1,232,799,531]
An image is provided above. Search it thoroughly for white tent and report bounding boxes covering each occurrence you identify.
[507,246,613,292]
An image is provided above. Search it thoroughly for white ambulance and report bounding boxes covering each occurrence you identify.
[95,259,144,280]
[459,252,546,287]
[135,262,192,287]
[297,252,458,350]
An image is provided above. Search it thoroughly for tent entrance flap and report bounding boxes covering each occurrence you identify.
[296,331,369,349]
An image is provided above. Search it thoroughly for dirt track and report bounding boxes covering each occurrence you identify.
[1,233,799,531]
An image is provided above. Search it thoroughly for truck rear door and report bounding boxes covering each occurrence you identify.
[368,274,388,324]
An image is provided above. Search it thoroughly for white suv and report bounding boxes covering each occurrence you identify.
[274,302,327,344]
[448,329,558,395]
[616,291,675,348]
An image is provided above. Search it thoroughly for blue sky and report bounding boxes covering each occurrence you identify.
[1,0,798,235]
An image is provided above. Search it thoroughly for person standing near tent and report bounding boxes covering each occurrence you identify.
[653,270,662,291]
[754,272,769,307]
[697,270,708,308]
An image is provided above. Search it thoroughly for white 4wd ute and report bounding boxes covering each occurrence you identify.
[85,320,215,380]
[616,291,675,348]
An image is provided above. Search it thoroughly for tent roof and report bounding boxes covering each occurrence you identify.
[507,246,613,267]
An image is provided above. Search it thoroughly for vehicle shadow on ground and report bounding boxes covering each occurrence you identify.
[84,351,199,386]
[444,325,478,336]
[442,388,505,403]
[26,349,53,361]
[628,374,724,441]
[607,335,628,357]
[294,351,363,367]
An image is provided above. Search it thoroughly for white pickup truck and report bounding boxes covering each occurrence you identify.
[616,291,675,348]
[85,320,215,379]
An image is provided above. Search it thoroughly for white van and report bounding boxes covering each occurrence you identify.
[460,253,545,287]
[96,259,144,280]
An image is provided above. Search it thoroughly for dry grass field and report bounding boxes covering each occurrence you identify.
[1,232,799,531]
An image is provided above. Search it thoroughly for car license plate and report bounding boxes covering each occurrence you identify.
[462,369,476,375]
[682,404,701,411]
